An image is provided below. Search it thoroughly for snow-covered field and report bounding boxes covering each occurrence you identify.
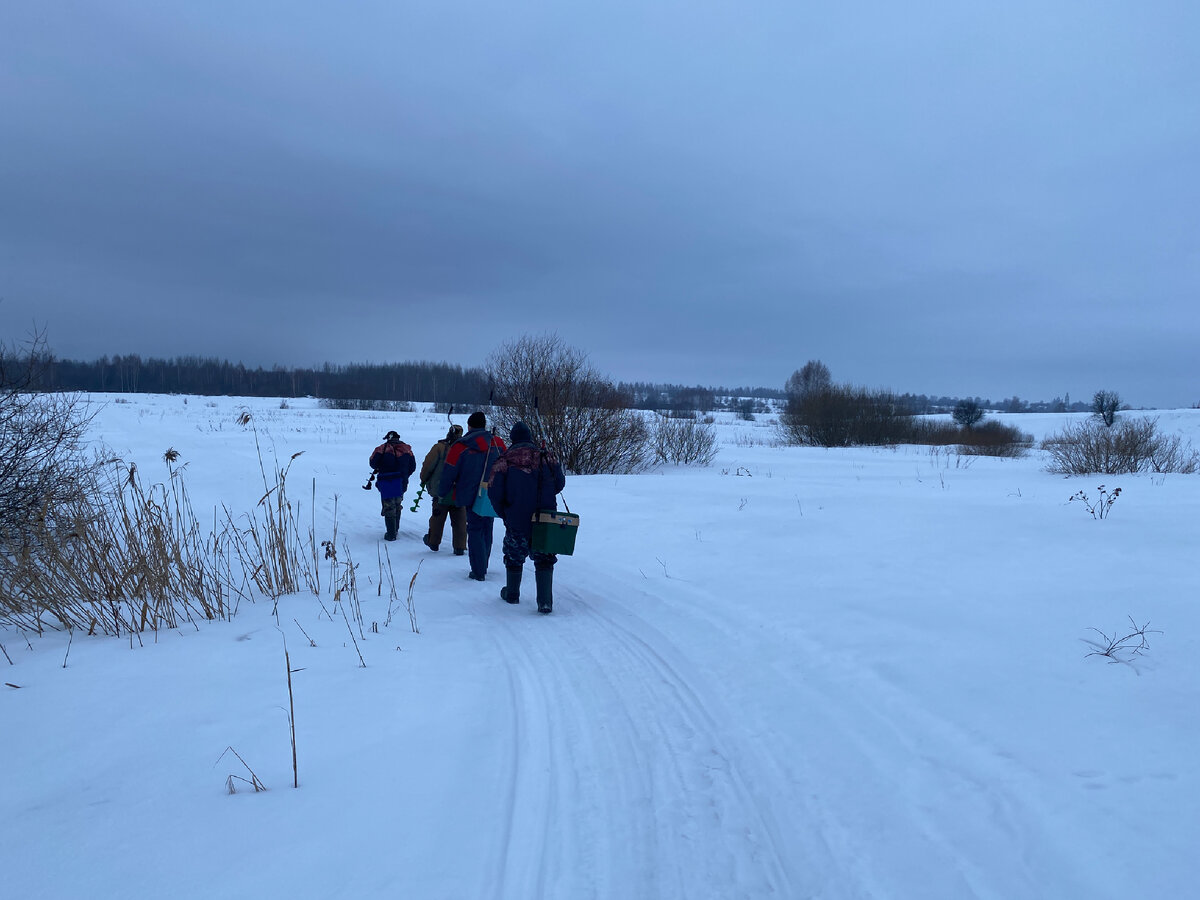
[3,395,1198,899]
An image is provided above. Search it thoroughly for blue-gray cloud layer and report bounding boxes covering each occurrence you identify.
[3,1,1197,405]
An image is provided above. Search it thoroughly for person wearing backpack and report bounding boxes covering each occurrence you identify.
[369,430,416,541]
[419,423,467,555]
[437,411,507,580]
[488,420,566,613]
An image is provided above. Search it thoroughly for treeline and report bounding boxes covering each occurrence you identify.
[31,355,490,404]
[26,354,791,411]
[23,352,1093,416]
[619,381,784,413]
[898,393,1091,415]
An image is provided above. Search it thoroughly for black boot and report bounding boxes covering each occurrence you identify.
[422,534,438,551]
[500,566,522,604]
[535,567,553,614]
[384,515,398,541]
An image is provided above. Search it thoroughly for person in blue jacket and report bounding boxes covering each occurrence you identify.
[369,430,416,541]
[437,411,507,580]
[488,420,566,613]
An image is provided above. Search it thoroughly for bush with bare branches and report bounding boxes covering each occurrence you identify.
[485,334,653,474]
[653,414,718,466]
[1041,417,1199,475]
[780,384,916,447]
[0,329,105,550]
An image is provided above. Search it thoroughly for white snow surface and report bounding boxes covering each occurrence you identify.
[3,396,1198,899]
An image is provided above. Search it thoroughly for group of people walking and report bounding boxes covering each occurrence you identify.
[367,410,566,614]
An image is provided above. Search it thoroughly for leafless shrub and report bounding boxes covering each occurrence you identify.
[779,384,916,447]
[486,333,653,474]
[909,419,1030,457]
[653,414,718,466]
[0,329,106,550]
[956,421,1032,457]
[318,398,413,412]
[1082,616,1161,668]
[1147,431,1200,474]
[1042,417,1198,475]
[912,420,962,446]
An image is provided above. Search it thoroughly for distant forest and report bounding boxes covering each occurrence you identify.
[25,353,1089,414]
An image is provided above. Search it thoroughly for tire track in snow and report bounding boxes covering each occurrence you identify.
[481,621,556,900]
[562,590,806,898]
[478,585,818,899]
[482,600,668,899]
[616,571,1105,898]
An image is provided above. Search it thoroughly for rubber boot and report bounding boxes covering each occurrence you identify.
[384,515,398,541]
[500,566,522,604]
[535,567,553,614]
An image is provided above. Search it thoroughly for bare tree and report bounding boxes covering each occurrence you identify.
[952,399,984,429]
[1092,390,1121,427]
[785,360,832,401]
[0,328,104,549]
[485,334,653,474]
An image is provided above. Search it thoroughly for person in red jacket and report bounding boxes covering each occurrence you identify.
[437,411,506,580]
[488,421,566,613]
[369,430,416,541]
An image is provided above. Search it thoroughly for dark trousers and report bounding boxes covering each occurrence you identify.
[466,508,495,577]
[502,530,556,570]
[427,500,467,552]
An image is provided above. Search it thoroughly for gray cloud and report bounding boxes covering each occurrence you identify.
[2,0,1198,406]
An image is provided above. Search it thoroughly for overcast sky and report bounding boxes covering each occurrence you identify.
[3,1,1198,406]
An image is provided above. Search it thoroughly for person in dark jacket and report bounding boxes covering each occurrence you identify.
[488,420,566,613]
[369,430,416,541]
[419,423,466,555]
[437,411,507,580]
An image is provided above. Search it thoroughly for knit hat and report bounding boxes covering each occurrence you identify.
[384,430,400,442]
[467,411,486,429]
[446,423,463,441]
[510,421,533,445]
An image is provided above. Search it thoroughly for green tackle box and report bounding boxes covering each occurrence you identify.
[531,509,580,556]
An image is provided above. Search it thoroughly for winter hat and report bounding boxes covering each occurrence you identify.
[384,430,400,442]
[467,411,486,429]
[446,423,463,441]
[510,421,533,445]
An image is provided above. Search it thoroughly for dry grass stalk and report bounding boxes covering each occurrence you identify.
[405,562,422,634]
[285,646,299,789]
[293,618,316,647]
[0,459,230,635]
[217,746,267,793]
